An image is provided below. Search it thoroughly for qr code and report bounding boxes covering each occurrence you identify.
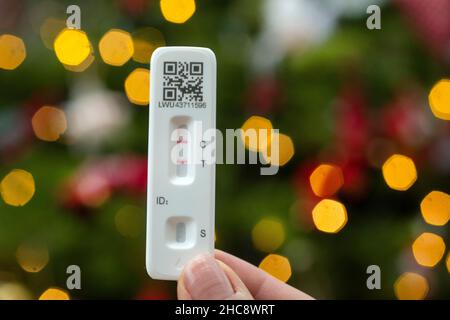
[162,61,204,102]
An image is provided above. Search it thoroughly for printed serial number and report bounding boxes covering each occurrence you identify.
[158,101,207,109]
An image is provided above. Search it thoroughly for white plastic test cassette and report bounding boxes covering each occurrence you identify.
[146,47,216,280]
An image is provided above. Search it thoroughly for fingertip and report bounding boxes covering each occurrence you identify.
[177,253,234,300]
[177,253,253,300]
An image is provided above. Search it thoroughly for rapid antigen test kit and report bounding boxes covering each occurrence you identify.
[146,47,216,280]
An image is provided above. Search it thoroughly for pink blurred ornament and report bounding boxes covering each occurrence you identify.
[334,85,371,156]
[379,92,432,148]
[396,0,450,63]
[337,158,367,198]
[332,85,371,197]
[61,155,147,212]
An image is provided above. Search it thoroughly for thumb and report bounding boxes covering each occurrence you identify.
[177,254,254,300]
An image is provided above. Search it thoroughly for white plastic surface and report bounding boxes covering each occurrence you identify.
[146,47,216,280]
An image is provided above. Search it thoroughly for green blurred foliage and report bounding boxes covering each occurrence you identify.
[0,0,449,299]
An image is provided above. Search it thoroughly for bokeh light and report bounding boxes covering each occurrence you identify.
[251,218,285,252]
[0,34,26,70]
[240,116,272,152]
[0,282,32,300]
[420,191,450,226]
[16,242,49,273]
[258,254,292,283]
[160,0,196,24]
[39,287,70,300]
[312,199,347,233]
[262,133,294,167]
[446,252,450,274]
[63,54,95,72]
[394,272,429,300]
[428,79,450,121]
[125,68,150,106]
[382,154,417,191]
[39,18,65,50]
[0,169,35,207]
[32,106,67,142]
[64,88,130,147]
[99,29,134,66]
[132,27,165,64]
[412,232,446,267]
[115,205,143,238]
[54,28,92,66]
[309,164,344,197]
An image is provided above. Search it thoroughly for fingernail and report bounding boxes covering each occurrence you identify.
[183,254,234,300]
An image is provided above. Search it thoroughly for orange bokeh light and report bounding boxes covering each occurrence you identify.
[309,164,344,197]
[32,106,67,142]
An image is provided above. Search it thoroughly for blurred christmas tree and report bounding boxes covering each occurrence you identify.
[0,0,449,300]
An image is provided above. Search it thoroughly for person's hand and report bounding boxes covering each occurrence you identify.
[177,250,314,300]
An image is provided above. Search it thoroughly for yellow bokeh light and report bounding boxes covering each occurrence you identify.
[262,133,295,167]
[125,68,150,106]
[32,106,67,142]
[312,199,348,233]
[39,288,70,300]
[0,169,35,207]
[132,27,165,64]
[420,191,450,226]
[241,116,273,152]
[251,218,285,252]
[310,164,344,198]
[40,18,66,50]
[115,205,143,238]
[0,34,26,70]
[446,252,450,274]
[63,54,95,72]
[99,29,134,66]
[412,232,446,267]
[258,254,292,283]
[382,154,417,191]
[160,0,196,24]
[54,29,92,66]
[428,79,450,121]
[394,272,429,300]
[16,243,49,273]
